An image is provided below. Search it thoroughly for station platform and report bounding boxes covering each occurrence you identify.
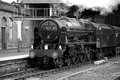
[0,48,30,61]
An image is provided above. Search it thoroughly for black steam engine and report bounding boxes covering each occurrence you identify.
[29,17,120,68]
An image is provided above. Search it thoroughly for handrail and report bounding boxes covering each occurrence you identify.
[116,47,120,59]
[13,8,60,18]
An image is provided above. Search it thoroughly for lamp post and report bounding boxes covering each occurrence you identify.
[15,20,22,52]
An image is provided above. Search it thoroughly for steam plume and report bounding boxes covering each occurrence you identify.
[61,0,120,14]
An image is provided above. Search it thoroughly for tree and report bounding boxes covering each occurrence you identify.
[52,3,69,17]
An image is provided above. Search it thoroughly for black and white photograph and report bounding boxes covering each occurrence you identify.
[0,0,120,80]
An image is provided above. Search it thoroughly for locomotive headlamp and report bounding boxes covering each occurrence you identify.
[97,38,99,41]
[59,45,62,50]
[45,44,48,50]
[52,52,58,59]
[29,50,35,58]
[31,44,33,50]
[116,33,118,37]
[99,27,102,30]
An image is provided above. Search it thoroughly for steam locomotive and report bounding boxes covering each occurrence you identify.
[29,17,120,68]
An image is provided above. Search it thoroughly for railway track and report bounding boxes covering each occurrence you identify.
[0,61,94,80]
[1,55,116,80]
[0,58,28,76]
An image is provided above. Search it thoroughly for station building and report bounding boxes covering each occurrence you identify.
[0,0,35,50]
[0,0,61,51]
[0,1,18,50]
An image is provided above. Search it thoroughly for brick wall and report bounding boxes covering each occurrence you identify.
[22,20,42,47]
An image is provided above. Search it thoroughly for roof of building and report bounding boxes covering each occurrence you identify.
[0,1,17,12]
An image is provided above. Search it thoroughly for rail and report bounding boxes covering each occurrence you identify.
[0,61,93,80]
[13,8,60,18]
[116,47,120,59]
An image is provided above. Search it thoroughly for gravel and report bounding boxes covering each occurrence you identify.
[26,57,120,80]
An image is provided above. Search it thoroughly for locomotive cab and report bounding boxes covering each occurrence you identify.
[112,26,120,47]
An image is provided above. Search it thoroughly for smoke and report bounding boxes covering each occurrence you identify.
[66,5,79,18]
[61,0,120,15]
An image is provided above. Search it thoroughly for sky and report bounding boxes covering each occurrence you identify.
[1,0,120,15]
[1,0,17,3]
[61,0,120,14]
